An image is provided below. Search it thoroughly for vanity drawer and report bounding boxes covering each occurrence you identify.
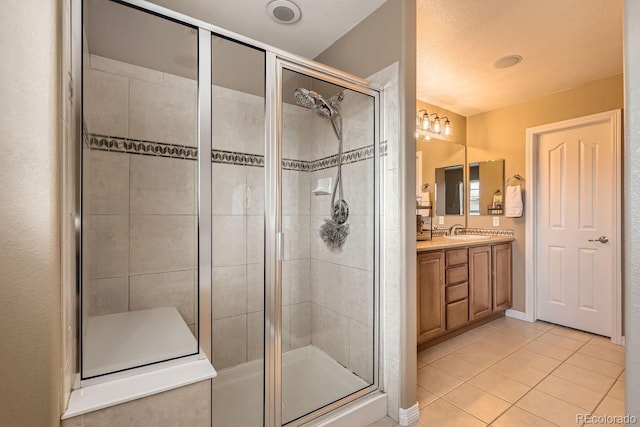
[446,282,468,303]
[446,299,469,330]
[446,264,468,285]
[446,248,468,266]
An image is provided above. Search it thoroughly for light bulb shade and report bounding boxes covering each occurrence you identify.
[433,116,441,133]
[421,115,430,130]
[443,118,452,136]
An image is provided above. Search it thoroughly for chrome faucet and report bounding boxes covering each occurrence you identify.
[448,223,464,236]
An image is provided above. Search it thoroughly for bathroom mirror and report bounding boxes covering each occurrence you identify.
[435,165,464,216]
[468,159,505,215]
[416,136,466,227]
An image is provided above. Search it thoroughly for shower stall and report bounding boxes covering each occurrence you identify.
[79,0,381,425]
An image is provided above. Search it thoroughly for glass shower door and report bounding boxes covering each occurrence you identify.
[210,36,266,427]
[278,65,378,425]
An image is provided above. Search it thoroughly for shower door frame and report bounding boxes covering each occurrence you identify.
[265,56,382,427]
[74,0,383,424]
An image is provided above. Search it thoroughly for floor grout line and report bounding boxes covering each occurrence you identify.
[417,318,627,427]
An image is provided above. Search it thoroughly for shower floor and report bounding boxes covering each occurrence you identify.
[212,345,369,426]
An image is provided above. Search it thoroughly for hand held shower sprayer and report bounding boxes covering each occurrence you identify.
[294,87,349,251]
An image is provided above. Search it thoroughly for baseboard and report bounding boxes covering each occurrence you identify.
[505,309,531,322]
[398,402,419,426]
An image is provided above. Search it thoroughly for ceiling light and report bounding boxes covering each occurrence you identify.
[494,55,523,69]
[267,0,301,24]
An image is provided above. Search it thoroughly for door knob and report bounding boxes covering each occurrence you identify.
[588,236,609,244]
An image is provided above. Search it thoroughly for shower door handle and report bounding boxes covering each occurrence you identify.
[277,232,285,261]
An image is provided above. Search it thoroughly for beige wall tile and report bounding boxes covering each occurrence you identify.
[129,270,196,324]
[311,303,349,367]
[247,311,264,361]
[86,151,129,215]
[213,314,247,370]
[81,380,210,427]
[246,263,264,313]
[289,302,311,349]
[86,215,129,279]
[130,156,196,215]
[87,276,129,316]
[348,159,374,216]
[245,166,264,216]
[212,215,246,267]
[346,267,373,326]
[129,78,196,147]
[347,214,374,271]
[246,215,264,264]
[212,163,246,216]
[211,265,247,320]
[84,68,129,137]
[91,54,163,84]
[130,215,196,274]
[290,259,310,304]
[349,319,373,383]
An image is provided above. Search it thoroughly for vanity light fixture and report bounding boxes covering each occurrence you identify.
[416,109,452,138]
[443,117,451,136]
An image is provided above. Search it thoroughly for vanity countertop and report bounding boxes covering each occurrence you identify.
[417,235,514,252]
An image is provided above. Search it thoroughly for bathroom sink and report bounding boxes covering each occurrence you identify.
[445,235,490,241]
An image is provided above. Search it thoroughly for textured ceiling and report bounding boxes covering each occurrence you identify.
[417,0,623,116]
[149,0,388,58]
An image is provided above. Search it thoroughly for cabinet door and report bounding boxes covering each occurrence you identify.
[417,251,446,343]
[493,243,513,311]
[469,245,492,320]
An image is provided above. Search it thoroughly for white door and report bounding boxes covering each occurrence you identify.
[536,116,617,336]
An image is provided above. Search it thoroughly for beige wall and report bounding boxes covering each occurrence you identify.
[316,0,418,417]
[466,74,624,311]
[0,0,62,426]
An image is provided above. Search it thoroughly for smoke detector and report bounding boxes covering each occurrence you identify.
[267,0,301,24]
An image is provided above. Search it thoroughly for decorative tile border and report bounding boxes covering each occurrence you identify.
[88,134,198,160]
[87,133,386,171]
[428,227,514,238]
[460,228,514,237]
[212,149,264,167]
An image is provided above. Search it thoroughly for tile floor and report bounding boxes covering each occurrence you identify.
[369,316,625,427]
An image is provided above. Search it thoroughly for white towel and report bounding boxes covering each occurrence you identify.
[505,185,523,217]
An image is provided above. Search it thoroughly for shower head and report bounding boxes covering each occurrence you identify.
[294,87,343,119]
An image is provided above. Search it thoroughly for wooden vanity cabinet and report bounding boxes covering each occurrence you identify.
[417,242,513,346]
[469,246,492,321]
[417,251,445,342]
[492,243,513,311]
